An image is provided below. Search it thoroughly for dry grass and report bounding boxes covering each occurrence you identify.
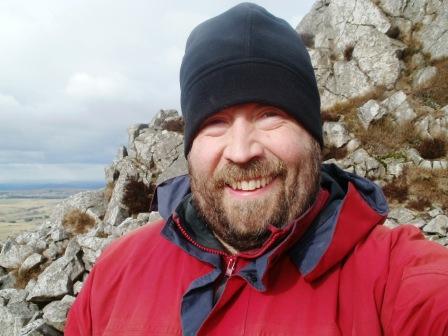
[62,209,96,234]
[413,59,448,108]
[321,111,341,122]
[358,118,419,156]
[12,261,48,289]
[323,146,348,161]
[384,167,448,210]
[383,173,409,203]
[407,167,448,210]
[415,137,447,160]
[408,197,432,211]
[122,177,155,216]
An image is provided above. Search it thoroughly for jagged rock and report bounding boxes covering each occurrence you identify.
[408,218,427,229]
[0,288,28,305]
[156,155,188,184]
[27,249,83,302]
[0,302,38,336]
[423,215,448,236]
[103,157,144,226]
[149,109,184,133]
[73,281,83,295]
[19,254,44,276]
[127,123,149,157]
[414,4,448,60]
[384,218,399,229]
[429,208,444,218]
[0,272,16,290]
[412,66,437,89]
[384,158,407,179]
[357,100,386,129]
[381,91,416,124]
[42,295,75,332]
[0,239,34,269]
[323,122,351,148]
[50,228,69,242]
[19,318,62,336]
[352,149,385,179]
[48,190,106,228]
[116,146,128,161]
[388,207,415,224]
[298,0,404,109]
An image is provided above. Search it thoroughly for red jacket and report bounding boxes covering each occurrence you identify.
[66,165,448,335]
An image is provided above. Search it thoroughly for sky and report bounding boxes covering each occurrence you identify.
[0,0,316,184]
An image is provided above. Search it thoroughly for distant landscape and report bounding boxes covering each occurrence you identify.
[0,182,104,241]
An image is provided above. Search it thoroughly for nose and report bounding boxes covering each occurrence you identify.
[222,116,263,164]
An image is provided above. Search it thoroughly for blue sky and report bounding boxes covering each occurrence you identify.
[0,0,315,184]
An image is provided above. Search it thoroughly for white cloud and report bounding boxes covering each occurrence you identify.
[0,0,316,184]
[65,72,130,99]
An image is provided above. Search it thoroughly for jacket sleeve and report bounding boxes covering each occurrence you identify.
[65,267,96,335]
[381,225,448,335]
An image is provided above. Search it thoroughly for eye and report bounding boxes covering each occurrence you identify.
[200,117,228,136]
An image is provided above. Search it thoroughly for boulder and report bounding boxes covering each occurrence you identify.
[42,295,75,332]
[0,239,34,269]
[323,122,351,148]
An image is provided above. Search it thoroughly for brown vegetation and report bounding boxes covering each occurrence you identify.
[413,59,448,108]
[415,137,447,160]
[384,167,448,211]
[323,146,348,161]
[62,209,96,234]
[13,261,48,289]
[122,177,155,216]
[383,173,409,203]
[321,111,341,122]
[358,118,418,156]
[408,197,431,211]
[344,45,354,61]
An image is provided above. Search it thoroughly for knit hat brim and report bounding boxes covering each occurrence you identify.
[182,59,322,155]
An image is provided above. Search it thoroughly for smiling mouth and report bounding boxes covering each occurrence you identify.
[227,176,274,191]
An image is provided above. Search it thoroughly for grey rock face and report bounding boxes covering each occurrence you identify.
[357,100,386,129]
[42,295,75,332]
[323,122,351,148]
[18,254,44,276]
[381,91,416,124]
[27,252,83,302]
[19,318,62,336]
[423,215,448,236]
[388,207,416,224]
[412,66,438,89]
[49,190,106,229]
[0,239,34,269]
[298,0,404,109]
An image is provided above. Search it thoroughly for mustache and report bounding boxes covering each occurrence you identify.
[213,159,287,187]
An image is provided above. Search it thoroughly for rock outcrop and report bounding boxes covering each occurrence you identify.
[0,0,447,334]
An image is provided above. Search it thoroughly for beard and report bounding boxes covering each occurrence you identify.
[189,140,322,252]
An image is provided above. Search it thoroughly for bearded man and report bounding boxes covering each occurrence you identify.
[66,3,448,335]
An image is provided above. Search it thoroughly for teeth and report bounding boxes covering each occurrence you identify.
[230,177,272,191]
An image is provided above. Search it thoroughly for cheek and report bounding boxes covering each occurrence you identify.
[189,136,223,177]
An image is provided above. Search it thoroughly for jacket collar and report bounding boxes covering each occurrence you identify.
[158,164,389,285]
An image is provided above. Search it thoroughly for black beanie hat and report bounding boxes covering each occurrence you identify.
[180,2,322,155]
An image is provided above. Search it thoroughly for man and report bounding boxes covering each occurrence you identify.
[66,3,448,335]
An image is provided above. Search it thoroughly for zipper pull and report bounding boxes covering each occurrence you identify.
[225,257,237,277]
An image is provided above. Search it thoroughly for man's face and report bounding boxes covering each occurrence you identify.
[188,103,321,251]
